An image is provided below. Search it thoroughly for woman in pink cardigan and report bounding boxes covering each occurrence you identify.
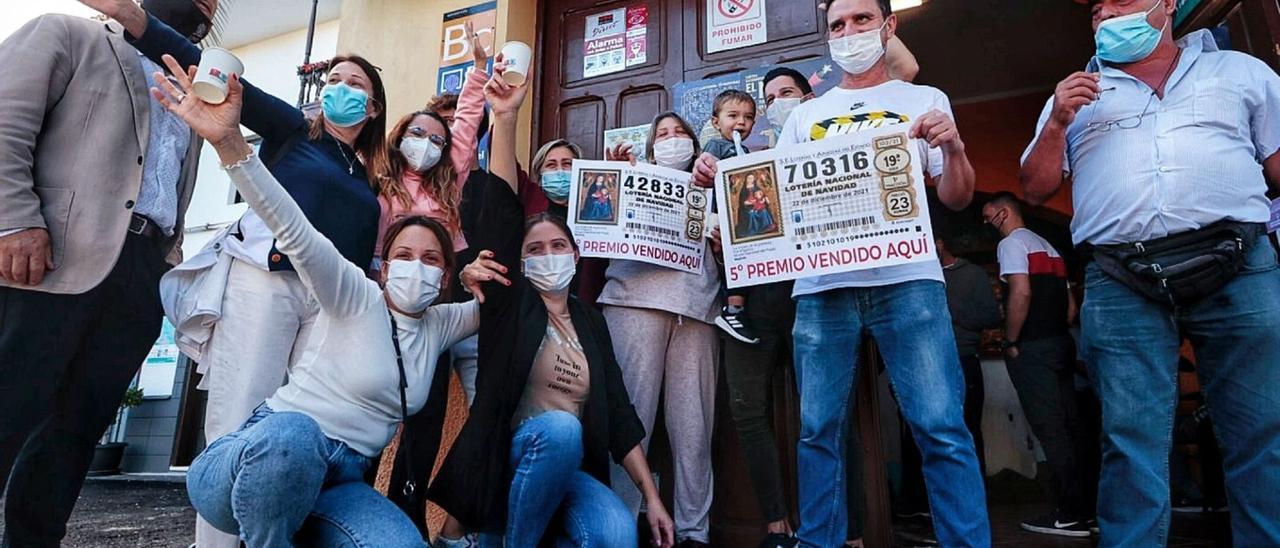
[374,23,489,272]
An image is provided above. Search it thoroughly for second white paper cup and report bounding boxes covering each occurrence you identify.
[498,41,532,86]
[192,48,245,104]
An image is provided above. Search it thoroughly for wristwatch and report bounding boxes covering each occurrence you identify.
[1001,340,1020,350]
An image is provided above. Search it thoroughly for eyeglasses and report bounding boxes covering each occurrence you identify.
[1085,91,1156,133]
[406,126,447,146]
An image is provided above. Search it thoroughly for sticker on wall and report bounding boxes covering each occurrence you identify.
[625,5,649,67]
[584,7,627,78]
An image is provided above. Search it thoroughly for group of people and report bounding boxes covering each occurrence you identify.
[1,0,1278,547]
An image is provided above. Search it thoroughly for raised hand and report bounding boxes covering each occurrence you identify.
[466,20,490,70]
[910,109,964,154]
[606,142,638,166]
[692,152,718,188]
[1050,71,1102,129]
[484,56,530,117]
[150,54,244,147]
[76,0,147,36]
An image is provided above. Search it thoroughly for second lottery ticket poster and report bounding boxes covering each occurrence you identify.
[569,160,709,273]
[715,125,936,288]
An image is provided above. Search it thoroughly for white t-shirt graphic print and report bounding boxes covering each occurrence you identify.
[777,79,953,297]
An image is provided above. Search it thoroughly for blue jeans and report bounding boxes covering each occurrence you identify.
[792,281,990,547]
[1081,235,1280,546]
[478,411,637,547]
[187,407,425,548]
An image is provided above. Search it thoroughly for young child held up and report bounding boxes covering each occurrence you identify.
[705,89,761,345]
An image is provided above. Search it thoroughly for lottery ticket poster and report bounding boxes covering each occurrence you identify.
[604,124,651,164]
[569,160,709,273]
[715,125,936,288]
[673,57,841,152]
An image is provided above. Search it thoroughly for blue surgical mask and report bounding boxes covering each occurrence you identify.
[1095,0,1168,64]
[540,170,572,202]
[321,82,369,128]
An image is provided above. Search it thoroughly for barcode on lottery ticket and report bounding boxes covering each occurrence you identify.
[626,222,680,240]
[794,216,876,237]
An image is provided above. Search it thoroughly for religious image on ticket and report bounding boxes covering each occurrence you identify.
[714,125,935,288]
[575,169,621,225]
[722,162,785,245]
[569,160,708,273]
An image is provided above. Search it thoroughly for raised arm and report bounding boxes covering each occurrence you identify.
[1020,73,1100,205]
[445,22,490,181]
[78,1,305,143]
[0,15,75,285]
[153,59,377,317]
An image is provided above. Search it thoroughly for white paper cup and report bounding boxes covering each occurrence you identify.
[498,41,532,86]
[192,48,244,104]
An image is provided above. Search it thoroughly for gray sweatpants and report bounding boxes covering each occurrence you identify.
[603,305,718,544]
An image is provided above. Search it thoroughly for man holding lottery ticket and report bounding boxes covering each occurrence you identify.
[693,0,984,546]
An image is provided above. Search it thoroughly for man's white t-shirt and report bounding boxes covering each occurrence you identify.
[777,79,952,297]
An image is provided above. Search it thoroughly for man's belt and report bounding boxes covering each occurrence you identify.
[128,213,165,241]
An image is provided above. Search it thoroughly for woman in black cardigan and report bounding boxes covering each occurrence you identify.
[429,67,674,548]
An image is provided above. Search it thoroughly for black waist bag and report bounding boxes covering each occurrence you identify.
[1088,221,1262,306]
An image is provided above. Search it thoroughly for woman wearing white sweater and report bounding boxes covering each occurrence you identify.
[149,55,479,547]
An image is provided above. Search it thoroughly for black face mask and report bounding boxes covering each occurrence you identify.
[142,0,212,44]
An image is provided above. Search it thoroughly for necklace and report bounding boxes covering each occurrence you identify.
[333,135,356,175]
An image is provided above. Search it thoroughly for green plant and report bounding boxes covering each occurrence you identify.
[120,387,145,409]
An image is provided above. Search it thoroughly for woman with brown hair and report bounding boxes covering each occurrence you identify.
[602,112,723,546]
[149,58,483,547]
[376,25,490,273]
[430,64,674,548]
[77,2,394,546]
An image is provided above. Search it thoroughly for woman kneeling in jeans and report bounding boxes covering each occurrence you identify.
[154,58,481,546]
[429,66,675,548]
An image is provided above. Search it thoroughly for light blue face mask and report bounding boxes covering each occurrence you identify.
[540,170,572,202]
[1095,0,1168,64]
[321,82,369,128]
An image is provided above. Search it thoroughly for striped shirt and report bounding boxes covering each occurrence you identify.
[1022,30,1280,246]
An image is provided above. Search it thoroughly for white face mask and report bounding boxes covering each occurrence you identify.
[384,260,444,314]
[399,137,443,172]
[523,253,576,294]
[653,137,695,170]
[828,21,888,76]
[767,97,803,129]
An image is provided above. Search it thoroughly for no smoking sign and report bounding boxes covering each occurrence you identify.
[707,0,767,52]
[717,0,754,18]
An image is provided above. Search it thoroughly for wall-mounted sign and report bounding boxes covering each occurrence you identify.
[137,319,178,399]
[584,4,648,78]
[438,2,497,94]
[707,0,768,53]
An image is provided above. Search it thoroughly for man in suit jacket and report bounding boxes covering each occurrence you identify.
[0,1,209,544]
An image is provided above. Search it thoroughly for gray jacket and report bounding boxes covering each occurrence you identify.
[942,258,1002,356]
[0,16,200,294]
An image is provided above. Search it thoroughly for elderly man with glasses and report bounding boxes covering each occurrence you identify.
[1019,0,1280,545]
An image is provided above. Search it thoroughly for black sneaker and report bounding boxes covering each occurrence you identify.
[1173,497,1229,513]
[716,307,760,344]
[1087,518,1099,535]
[758,532,798,548]
[1019,512,1092,538]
